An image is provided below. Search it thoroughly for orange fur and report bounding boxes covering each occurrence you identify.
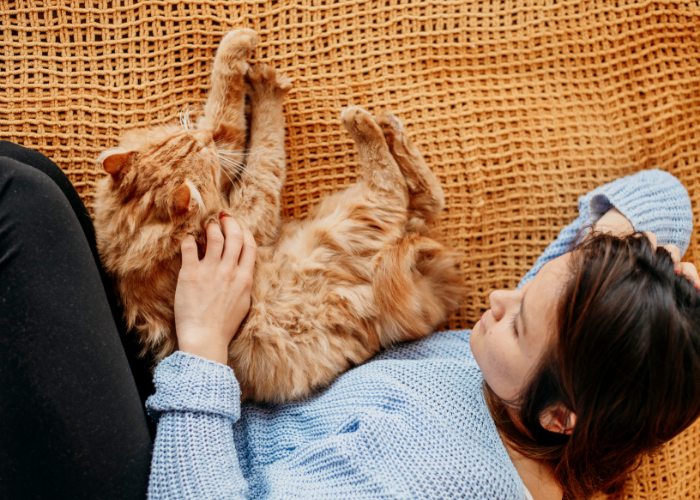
[94,29,464,403]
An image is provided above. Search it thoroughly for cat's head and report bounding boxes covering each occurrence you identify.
[97,123,231,231]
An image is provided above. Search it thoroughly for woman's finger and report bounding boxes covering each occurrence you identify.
[661,244,681,266]
[204,220,225,262]
[238,227,257,273]
[180,234,200,269]
[679,262,700,289]
[642,231,658,249]
[221,214,244,264]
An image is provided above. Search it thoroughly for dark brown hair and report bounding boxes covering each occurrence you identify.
[486,232,700,499]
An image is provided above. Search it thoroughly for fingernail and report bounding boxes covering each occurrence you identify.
[674,266,681,275]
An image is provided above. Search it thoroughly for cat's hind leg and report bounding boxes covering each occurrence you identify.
[373,233,463,345]
[368,113,461,344]
[376,112,445,225]
[340,106,409,210]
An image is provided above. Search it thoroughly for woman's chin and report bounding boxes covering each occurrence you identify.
[470,322,481,354]
[472,318,483,338]
[470,319,489,372]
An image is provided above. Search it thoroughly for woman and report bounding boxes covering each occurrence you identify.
[1,141,698,499]
[149,171,700,499]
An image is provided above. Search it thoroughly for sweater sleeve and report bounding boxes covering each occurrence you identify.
[518,169,693,287]
[145,351,248,499]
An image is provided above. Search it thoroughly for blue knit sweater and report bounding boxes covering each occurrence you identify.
[146,170,693,499]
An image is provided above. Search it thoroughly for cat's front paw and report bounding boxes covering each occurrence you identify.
[216,28,258,72]
[341,106,384,142]
[246,64,293,101]
[376,112,405,147]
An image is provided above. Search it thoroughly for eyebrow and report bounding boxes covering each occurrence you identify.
[517,288,529,338]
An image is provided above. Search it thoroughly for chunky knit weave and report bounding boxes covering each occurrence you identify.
[147,170,692,499]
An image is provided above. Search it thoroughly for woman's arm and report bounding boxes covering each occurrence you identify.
[146,352,248,499]
[146,215,256,499]
[519,169,693,287]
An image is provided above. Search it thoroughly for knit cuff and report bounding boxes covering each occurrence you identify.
[146,351,241,422]
[579,169,693,254]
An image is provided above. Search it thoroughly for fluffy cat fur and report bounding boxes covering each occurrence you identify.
[94,29,464,403]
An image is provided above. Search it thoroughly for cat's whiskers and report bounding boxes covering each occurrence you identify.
[218,156,254,187]
[219,158,246,171]
[218,161,237,187]
[214,139,250,151]
[216,147,269,190]
[221,164,261,189]
[218,158,266,190]
[217,150,247,173]
[179,107,194,131]
[217,149,247,159]
[220,157,245,170]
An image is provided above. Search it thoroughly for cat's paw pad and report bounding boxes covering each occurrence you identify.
[377,112,404,134]
[341,106,383,141]
[376,112,405,145]
[217,29,258,68]
[246,64,293,98]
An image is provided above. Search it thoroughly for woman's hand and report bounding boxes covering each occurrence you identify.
[593,210,699,289]
[641,232,700,290]
[592,208,634,237]
[174,214,257,364]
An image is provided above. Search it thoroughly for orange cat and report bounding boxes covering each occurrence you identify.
[94,29,463,402]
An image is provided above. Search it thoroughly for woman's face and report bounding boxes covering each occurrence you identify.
[470,253,571,402]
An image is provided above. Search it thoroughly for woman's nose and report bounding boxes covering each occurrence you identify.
[488,289,515,321]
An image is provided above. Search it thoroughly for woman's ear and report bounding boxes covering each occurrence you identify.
[98,148,134,180]
[539,403,577,435]
[172,181,192,216]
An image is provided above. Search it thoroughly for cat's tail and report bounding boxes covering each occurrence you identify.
[372,234,464,346]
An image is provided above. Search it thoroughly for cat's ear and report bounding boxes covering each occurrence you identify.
[172,182,192,216]
[98,148,134,180]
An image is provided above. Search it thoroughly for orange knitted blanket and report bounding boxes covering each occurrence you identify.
[2,1,698,497]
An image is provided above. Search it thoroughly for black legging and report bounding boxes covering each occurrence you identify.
[0,141,152,499]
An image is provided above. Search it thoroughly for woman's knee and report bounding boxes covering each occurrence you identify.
[0,142,91,222]
[0,155,72,217]
[0,140,35,159]
[0,141,60,174]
